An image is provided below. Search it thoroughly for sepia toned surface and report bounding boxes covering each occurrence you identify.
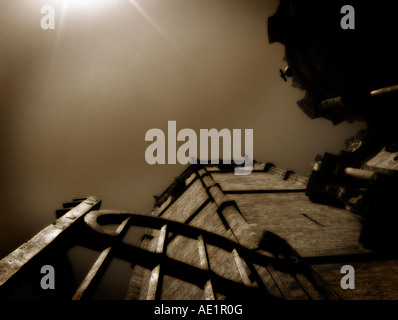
[1,0,397,302]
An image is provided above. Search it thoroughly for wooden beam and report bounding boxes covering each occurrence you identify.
[146,224,167,300]
[197,234,215,300]
[0,197,101,293]
[72,218,130,300]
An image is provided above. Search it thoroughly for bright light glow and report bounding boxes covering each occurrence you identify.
[61,0,116,14]
[128,0,190,63]
[128,0,168,40]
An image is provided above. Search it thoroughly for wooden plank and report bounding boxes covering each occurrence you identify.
[231,249,251,286]
[146,224,167,300]
[72,217,130,300]
[72,247,112,300]
[156,224,167,254]
[0,197,101,290]
[197,234,215,300]
[197,235,209,270]
[203,280,215,300]
[146,265,161,300]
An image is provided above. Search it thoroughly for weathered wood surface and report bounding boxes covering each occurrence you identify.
[0,197,101,295]
[3,163,394,300]
[137,170,256,300]
[72,217,130,300]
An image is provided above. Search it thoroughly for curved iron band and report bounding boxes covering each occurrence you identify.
[84,210,339,299]
[84,210,275,266]
[83,210,279,299]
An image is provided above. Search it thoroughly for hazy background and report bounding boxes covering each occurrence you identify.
[0,0,366,262]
